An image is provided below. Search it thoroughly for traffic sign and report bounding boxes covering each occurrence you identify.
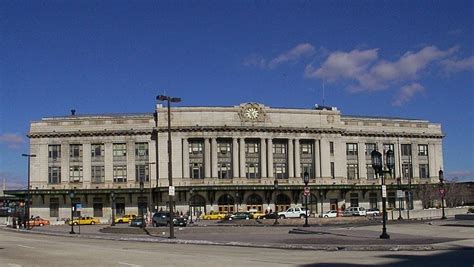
[381,185,387,198]
[169,186,175,196]
[438,188,446,198]
[303,187,310,196]
[396,190,404,199]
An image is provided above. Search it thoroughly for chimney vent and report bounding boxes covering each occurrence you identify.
[71,109,76,116]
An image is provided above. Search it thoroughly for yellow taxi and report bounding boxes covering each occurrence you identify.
[69,216,101,225]
[248,209,266,219]
[114,214,137,224]
[202,211,227,220]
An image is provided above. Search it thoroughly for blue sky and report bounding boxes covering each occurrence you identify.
[1,1,473,188]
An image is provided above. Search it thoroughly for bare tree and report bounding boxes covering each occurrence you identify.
[444,177,470,207]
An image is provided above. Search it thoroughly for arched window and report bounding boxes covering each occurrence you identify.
[217,194,235,213]
[246,193,264,212]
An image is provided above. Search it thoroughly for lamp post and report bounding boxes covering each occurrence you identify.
[22,153,36,230]
[146,162,156,226]
[371,149,395,239]
[69,190,76,234]
[110,191,116,226]
[189,188,194,224]
[303,171,310,227]
[157,94,181,239]
[235,192,239,212]
[397,177,403,220]
[273,179,279,225]
[140,177,145,228]
[439,170,447,220]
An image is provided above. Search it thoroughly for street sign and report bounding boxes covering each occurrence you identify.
[169,186,175,196]
[396,190,404,199]
[75,203,82,211]
[303,187,310,196]
[438,188,446,198]
[381,185,387,198]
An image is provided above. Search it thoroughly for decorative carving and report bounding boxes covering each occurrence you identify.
[239,103,266,122]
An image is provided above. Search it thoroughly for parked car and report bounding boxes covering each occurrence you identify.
[322,210,338,218]
[343,207,367,216]
[366,208,381,216]
[202,211,227,220]
[229,212,252,220]
[115,214,137,224]
[258,212,279,220]
[28,216,50,226]
[129,217,144,227]
[248,209,266,219]
[69,216,100,225]
[278,207,307,219]
[152,212,187,227]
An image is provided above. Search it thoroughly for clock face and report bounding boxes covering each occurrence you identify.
[245,107,259,120]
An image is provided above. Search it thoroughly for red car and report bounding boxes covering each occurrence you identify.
[28,217,50,227]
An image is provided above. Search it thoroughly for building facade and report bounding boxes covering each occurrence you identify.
[10,103,444,221]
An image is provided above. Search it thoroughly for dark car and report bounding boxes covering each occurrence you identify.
[152,212,187,227]
[258,212,278,220]
[229,212,252,220]
[129,217,144,227]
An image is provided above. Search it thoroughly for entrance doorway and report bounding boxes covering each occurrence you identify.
[330,199,338,211]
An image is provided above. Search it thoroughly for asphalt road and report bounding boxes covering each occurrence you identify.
[0,230,472,267]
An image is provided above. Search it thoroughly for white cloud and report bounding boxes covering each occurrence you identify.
[392,83,425,106]
[0,133,25,149]
[268,43,316,69]
[242,54,267,68]
[441,55,474,73]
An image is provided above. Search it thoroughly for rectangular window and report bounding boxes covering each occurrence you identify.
[383,143,395,178]
[272,143,286,154]
[418,144,428,156]
[135,164,149,182]
[69,144,83,159]
[217,142,231,154]
[246,163,260,179]
[190,163,204,179]
[329,142,334,156]
[346,143,358,156]
[113,165,127,183]
[350,193,359,207]
[69,166,83,182]
[50,198,59,217]
[347,164,359,180]
[135,142,149,159]
[300,163,314,179]
[365,143,377,157]
[91,166,105,183]
[419,164,430,178]
[189,141,203,154]
[367,164,376,179]
[369,193,378,209]
[113,143,127,157]
[245,142,259,154]
[91,144,104,158]
[402,163,413,180]
[330,162,335,179]
[48,167,61,184]
[401,144,412,156]
[388,192,396,209]
[218,162,232,179]
[273,163,287,179]
[48,145,61,160]
[300,143,313,154]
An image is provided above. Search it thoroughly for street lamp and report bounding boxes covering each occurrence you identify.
[189,188,194,224]
[303,171,310,227]
[69,190,76,234]
[235,191,239,212]
[110,191,116,226]
[157,94,181,239]
[439,170,447,220]
[139,177,145,228]
[371,149,395,239]
[146,162,156,226]
[273,179,279,225]
[397,177,403,220]
[22,153,36,230]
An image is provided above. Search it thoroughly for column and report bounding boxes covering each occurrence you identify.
[267,138,273,178]
[358,142,367,179]
[260,138,267,178]
[314,139,320,178]
[182,138,189,178]
[239,138,246,178]
[288,139,294,178]
[411,142,419,179]
[395,141,401,179]
[320,139,330,177]
[104,142,113,184]
[204,138,211,178]
[232,138,239,178]
[211,138,218,178]
[294,139,301,178]
[127,142,135,184]
[83,143,91,184]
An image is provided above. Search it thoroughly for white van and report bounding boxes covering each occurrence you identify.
[343,207,367,216]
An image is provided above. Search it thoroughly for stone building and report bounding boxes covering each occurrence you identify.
[7,102,444,221]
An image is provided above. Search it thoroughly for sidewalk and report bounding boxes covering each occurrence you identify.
[3,218,473,252]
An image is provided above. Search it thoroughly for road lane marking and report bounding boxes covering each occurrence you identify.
[17,245,35,249]
[117,262,143,267]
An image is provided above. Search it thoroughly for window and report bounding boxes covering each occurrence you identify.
[300,142,313,154]
[418,144,428,156]
[383,144,395,178]
[49,198,59,217]
[113,165,127,183]
[189,141,203,154]
[273,163,287,179]
[300,163,314,179]
[388,192,396,209]
[48,145,61,160]
[91,144,104,158]
[330,162,335,179]
[365,143,377,156]
[91,166,105,183]
[402,163,412,179]
[246,163,259,179]
[135,143,149,158]
[69,166,83,182]
[69,144,83,159]
[401,144,412,156]
[347,164,359,180]
[369,193,378,209]
[190,163,204,179]
[217,142,231,154]
[245,142,259,154]
[346,143,358,156]
[93,198,103,217]
[329,142,334,156]
[273,143,286,154]
[48,167,61,184]
[367,164,376,179]
[135,164,149,182]
[350,193,359,207]
[218,162,232,179]
[419,164,430,178]
[113,143,127,157]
